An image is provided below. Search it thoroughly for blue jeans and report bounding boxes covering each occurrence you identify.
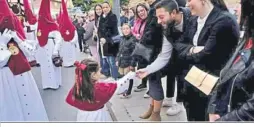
[100,56,119,79]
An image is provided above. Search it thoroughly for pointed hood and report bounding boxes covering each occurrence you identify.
[23,0,37,25]
[58,0,76,42]
[57,6,62,24]
[37,0,58,47]
[0,0,26,40]
[0,0,31,75]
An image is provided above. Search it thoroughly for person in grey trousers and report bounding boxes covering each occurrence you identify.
[83,10,99,62]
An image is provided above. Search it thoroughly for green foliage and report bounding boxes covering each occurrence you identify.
[120,0,128,5]
[72,0,86,11]
[73,0,124,12]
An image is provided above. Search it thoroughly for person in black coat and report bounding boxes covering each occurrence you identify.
[208,38,254,121]
[172,0,239,121]
[98,2,119,79]
[136,0,191,117]
[158,0,191,116]
[208,0,254,121]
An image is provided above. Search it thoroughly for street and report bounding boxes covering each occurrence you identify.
[31,53,112,121]
[31,52,186,122]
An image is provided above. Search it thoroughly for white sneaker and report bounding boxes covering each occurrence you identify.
[166,103,183,116]
[162,98,174,107]
[143,93,150,98]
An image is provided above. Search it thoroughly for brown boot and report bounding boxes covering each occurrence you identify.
[149,111,161,121]
[139,105,153,119]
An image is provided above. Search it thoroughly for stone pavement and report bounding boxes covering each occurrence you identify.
[107,77,188,122]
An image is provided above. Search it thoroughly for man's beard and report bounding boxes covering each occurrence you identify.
[163,20,175,30]
[167,20,175,27]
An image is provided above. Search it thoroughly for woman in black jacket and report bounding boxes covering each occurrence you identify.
[173,0,239,121]
[208,0,254,121]
[98,2,119,79]
[208,37,254,121]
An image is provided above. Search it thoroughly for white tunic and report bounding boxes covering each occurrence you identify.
[76,107,112,122]
[24,23,38,62]
[36,31,62,89]
[25,23,38,41]
[60,31,78,67]
[0,40,48,121]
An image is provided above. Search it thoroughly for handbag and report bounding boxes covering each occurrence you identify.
[93,34,98,42]
[184,66,219,95]
[131,43,153,62]
[111,35,121,44]
[52,56,63,67]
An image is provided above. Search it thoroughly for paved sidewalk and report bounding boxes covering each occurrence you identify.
[107,77,188,122]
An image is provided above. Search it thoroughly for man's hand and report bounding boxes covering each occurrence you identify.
[11,31,23,44]
[136,68,149,79]
[209,114,221,122]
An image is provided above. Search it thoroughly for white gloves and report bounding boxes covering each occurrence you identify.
[0,29,24,45]
[0,29,12,45]
[11,31,23,44]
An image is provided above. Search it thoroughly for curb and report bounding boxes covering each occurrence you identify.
[106,102,118,121]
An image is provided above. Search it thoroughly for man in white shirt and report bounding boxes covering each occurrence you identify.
[137,0,204,117]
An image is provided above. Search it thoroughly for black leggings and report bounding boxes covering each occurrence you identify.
[138,62,148,87]
[126,79,134,95]
[166,74,175,98]
[78,35,83,52]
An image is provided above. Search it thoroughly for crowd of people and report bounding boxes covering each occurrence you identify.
[1,0,254,123]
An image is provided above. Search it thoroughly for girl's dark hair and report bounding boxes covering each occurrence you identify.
[73,59,99,103]
[210,0,228,11]
[155,0,179,13]
[94,4,102,23]
[136,3,149,19]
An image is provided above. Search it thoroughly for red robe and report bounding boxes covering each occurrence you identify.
[66,82,117,111]
[7,40,31,75]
